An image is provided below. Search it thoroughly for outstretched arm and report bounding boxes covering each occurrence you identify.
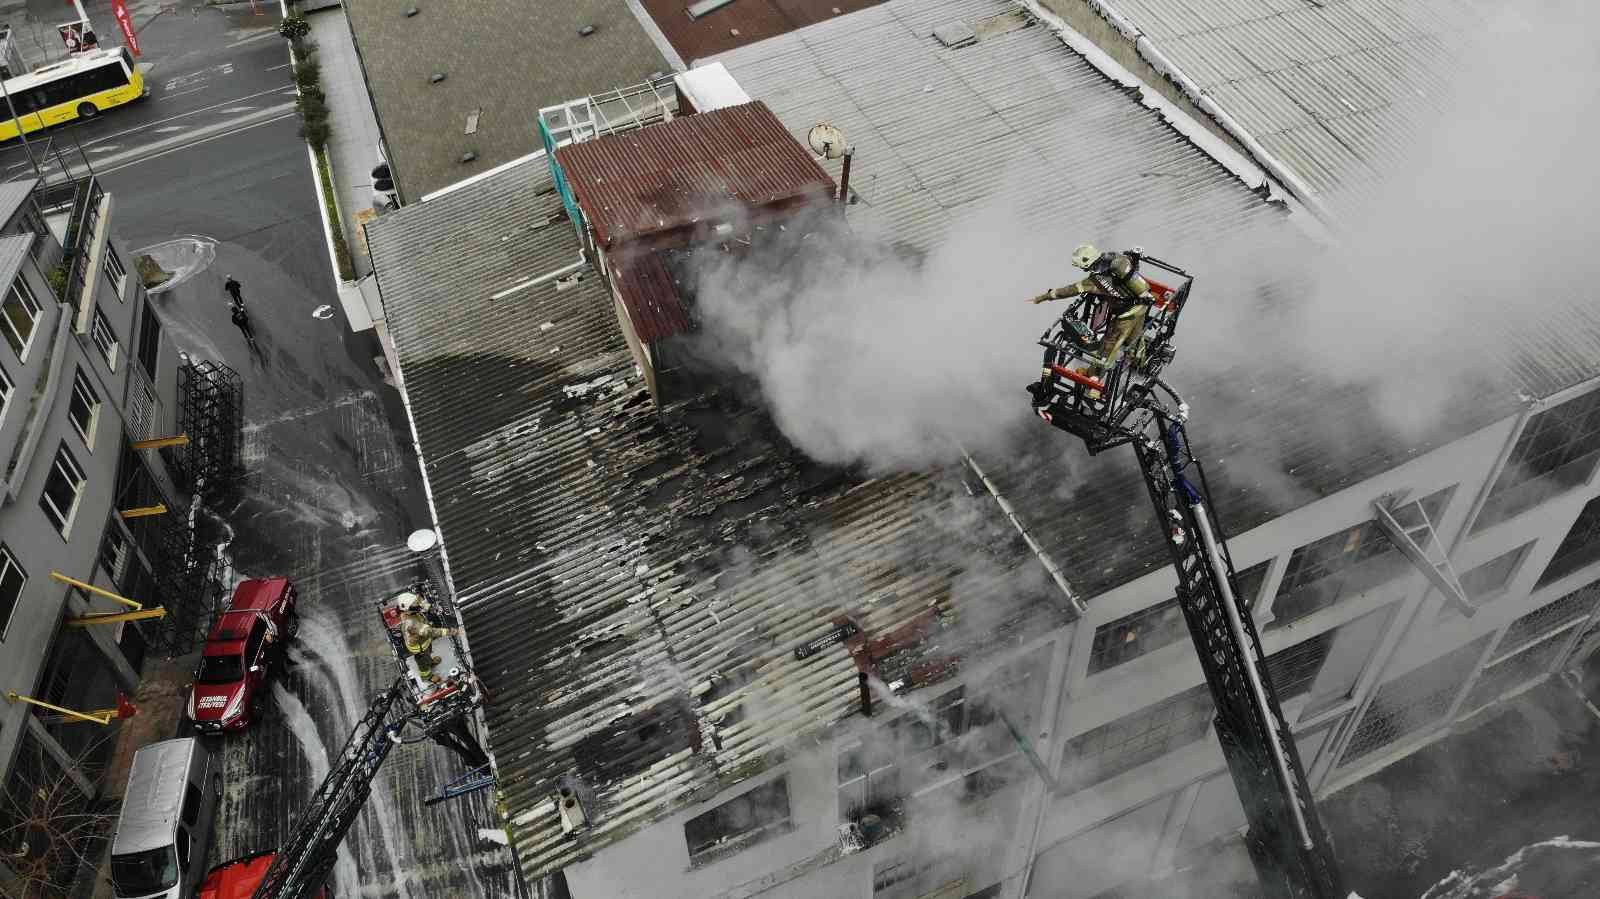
[1029,276,1095,304]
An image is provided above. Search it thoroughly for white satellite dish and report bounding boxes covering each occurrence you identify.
[407,528,439,553]
[807,122,848,160]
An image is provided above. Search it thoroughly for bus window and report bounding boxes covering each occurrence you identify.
[120,47,134,75]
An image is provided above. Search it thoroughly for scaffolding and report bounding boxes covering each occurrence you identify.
[172,359,244,503]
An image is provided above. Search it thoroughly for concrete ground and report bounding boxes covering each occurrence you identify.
[0,3,519,897]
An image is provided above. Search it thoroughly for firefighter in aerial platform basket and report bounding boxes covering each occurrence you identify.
[1029,243,1153,381]
[397,591,459,684]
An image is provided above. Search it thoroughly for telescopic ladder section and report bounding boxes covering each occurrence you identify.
[251,682,411,899]
[1133,420,1345,899]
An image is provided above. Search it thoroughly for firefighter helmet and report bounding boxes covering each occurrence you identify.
[1071,243,1099,270]
[396,591,422,612]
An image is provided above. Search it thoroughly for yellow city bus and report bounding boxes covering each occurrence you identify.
[0,47,145,141]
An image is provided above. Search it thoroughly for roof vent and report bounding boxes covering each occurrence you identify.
[578,24,596,37]
[429,72,446,84]
[404,6,418,16]
[557,786,588,833]
[932,21,977,48]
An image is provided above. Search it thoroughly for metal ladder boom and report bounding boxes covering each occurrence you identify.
[1132,421,1344,899]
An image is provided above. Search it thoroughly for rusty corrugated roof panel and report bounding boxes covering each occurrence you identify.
[555,101,835,248]
[638,0,887,62]
[612,251,693,342]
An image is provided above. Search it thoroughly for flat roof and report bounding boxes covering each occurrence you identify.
[342,0,670,200]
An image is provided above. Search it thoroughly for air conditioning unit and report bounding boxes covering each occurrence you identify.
[557,786,587,833]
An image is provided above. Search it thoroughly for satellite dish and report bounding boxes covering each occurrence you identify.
[407,528,439,553]
[807,123,848,160]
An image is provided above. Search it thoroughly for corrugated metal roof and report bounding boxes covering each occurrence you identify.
[374,0,1600,887]
[0,178,38,223]
[638,0,887,63]
[611,250,693,342]
[0,234,33,290]
[1080,0,1468,196]
[555,101,836,249]
[371,154,1065,884]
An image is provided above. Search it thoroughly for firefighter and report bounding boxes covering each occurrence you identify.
[1029,243,1152,378]
[397,592,459,684]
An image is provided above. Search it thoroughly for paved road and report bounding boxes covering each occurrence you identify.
[1,0,293,182]
[13,4,521,897]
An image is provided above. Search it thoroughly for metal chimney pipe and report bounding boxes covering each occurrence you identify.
[857,671,872,717]
[838,148,853,205]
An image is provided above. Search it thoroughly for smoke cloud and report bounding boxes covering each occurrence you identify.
[681,2,1597,485]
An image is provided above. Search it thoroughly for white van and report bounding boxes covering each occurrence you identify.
[108,738,219,899]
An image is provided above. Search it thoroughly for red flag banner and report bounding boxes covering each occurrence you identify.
[112,0,139,57]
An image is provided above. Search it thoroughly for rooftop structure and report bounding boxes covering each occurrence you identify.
[637,0,888,62]
[339,0,669,200]
[372,0,1600,895]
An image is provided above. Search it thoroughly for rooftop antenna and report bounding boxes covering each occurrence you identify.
[807,122,853,205]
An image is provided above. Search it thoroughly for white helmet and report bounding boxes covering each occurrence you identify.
[396,591,422,612]
[1071,243,1099,270]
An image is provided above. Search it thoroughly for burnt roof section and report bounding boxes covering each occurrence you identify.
[638,0,887,62]
[342,0,668,200]
[554,101,836,249]
[369,158,1063,882]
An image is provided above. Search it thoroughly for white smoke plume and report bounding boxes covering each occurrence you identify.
[682,2,1597,480]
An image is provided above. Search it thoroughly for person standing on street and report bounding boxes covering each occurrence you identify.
[224,275,243,305]
[230,301,257,348]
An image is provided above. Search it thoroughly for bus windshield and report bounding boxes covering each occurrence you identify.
[112,846,180,895]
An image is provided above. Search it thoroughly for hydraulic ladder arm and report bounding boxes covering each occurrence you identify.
[1134,415,1345,899]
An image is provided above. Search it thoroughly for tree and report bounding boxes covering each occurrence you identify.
[1,734,118,898]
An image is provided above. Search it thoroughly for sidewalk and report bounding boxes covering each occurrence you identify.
[306,5,381,280]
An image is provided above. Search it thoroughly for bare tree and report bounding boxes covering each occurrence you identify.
[1,733,118,899]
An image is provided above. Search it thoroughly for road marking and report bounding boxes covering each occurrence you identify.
[267,62,292,72]
[87,145,122,153]
[96,110,298,175]
[163,86,208,100]
[220,106,256,114]
[6,83,296,155]
[226,30,281,49]
[153,126,187,133]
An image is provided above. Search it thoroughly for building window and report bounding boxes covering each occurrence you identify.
[1536,496,1600,588]
[136,301,161,379]
[1089,565,1268,675]
[0,363,12,424]
[684,777,791,867]
[99,522,130,586]
[90,305,119,370]
[68,367,101,449]
[1500,585,1599,652]
[1265,630,1335,701]
[1474,389,1600,531]
[1058,684,1213,793]
[1465,631,1568,713]
[1459,543,1533,602]
[1089,599,1185,675]
[2,278,42,359]
[1338,636,1490,766]
[39,444,87,536]
[0,545,26,640]
[1270,488,1453,629]
[104,242,127,297]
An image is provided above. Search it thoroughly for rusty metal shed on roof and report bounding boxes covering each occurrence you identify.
[554,100,836,250]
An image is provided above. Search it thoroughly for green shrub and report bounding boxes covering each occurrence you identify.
[279,14,310,42]
[299,117,331,148]
[293,58,321,90]
[46,263,68,299]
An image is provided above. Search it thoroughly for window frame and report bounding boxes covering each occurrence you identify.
[90,304,119,370]
[0,544,27,641]
[1458,542,1534,603]
[67,366,101,449]
[683,776,793,867]
[1474,388,1600,531]
[136,300,161,379]
[39,444,88,537]
[2,278,43,361]
[104,241,127,298]
[1057,683,1214,794]
[0,362,12,426]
